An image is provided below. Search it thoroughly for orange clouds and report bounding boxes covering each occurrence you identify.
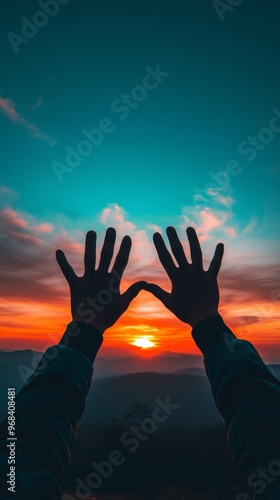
[3,208,28,229]
[33,223,55,234]
[181,205,237,244]
[0,198,279,361]
[0,208,55,247]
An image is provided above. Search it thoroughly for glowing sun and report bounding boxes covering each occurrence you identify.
[131,336,155,349]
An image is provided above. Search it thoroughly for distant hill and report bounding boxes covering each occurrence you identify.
[0,349,41,385]
[0,349,213,426]
[81,371,222,428]
[0,349,40,366]
[0,349,279,427]
[172,367,206,376]
[93,352,204,378]
[0,348,204,394]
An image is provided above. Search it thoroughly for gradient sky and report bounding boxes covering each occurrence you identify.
[0,0,279,359]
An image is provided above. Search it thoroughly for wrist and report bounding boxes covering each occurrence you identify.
[72,315,106,335]
[191,314,236,356]
[59,321,104,363]
[189,309,220,328]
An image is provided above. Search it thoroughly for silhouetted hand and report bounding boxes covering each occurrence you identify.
[144,227,224,327]
[56,228,146,334]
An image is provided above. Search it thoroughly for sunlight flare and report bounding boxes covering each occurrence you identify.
[131,336,156,349]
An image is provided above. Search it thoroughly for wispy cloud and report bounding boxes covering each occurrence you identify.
[100,204,135,234]
[2,208,28,230]
[0,199,279,355]
[0,96,56,146]
[29,97,43,110]
[0,208,55,246]
[147,224,162,233]
[32,223,55,234]
[242,216,257,235]
[180,204,236,243]
[0,185,18,199]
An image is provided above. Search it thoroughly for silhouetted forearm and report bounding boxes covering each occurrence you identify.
[0,322,102,499]
[192,315,280,493]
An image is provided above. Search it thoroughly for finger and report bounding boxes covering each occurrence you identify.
[120,280,147,312]
[143,283,171,308]
[98,227,116,273]
[166,226,188,267]
[111,235,132,281]
[208,243,224,276]
[56,250,77,284]
[153,232,177,280]
[186,227,203,269]
[84,230,96,273]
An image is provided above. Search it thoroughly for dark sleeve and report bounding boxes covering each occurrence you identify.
[192,315,280,493]
[0,322,103,500]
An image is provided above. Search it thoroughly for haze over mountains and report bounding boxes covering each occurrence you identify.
[0,348,205,383]
[1,349,280,428]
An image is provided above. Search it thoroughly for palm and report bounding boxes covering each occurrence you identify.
[56,228,146,333]
[145,227,224,327]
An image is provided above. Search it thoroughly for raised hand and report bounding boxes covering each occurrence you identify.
[56,228,146,334]
[144,227,224,327]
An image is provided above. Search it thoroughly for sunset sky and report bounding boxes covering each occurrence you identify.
[0,0,279,360]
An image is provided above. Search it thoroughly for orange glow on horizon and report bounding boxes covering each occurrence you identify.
[0,290,279,361]
[131,336,156,349]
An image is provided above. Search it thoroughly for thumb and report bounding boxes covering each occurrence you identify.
[121,280,147,311]
[144,283,170,307]
[56,250,76,284]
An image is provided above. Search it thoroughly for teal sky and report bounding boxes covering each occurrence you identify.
[1,0,280,355]
[0,0,279,243]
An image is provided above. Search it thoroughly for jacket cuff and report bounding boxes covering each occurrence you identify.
[192,314,236,356]
[58,321,103,363]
